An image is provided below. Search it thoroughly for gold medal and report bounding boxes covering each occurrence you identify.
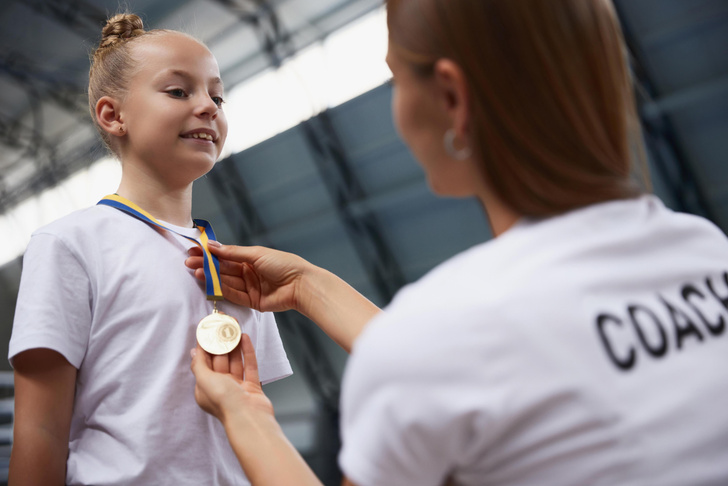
[196,303,242,355]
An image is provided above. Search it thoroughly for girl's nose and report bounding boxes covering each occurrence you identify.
[195,94,219,119]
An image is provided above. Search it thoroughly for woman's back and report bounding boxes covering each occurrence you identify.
[341,196,728,485]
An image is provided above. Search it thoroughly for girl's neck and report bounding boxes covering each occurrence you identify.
[116,167,194,228]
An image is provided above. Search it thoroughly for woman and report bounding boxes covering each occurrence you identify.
[188,0,728,484]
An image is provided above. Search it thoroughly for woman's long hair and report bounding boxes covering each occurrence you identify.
[387,0,649,217]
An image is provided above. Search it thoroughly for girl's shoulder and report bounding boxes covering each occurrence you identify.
[32,204,131,239]
[26,205,137,262]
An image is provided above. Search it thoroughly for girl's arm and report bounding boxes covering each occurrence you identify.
[10,349,77,486]
[186,243,381,353]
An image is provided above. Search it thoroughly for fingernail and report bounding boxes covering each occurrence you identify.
[207,240,221,248]
[190,348,197,358]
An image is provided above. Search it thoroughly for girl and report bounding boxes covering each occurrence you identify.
[9,13,291,486]
[188,0,728,485]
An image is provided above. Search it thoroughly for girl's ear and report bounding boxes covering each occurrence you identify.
[95,96,124,137]
[433,58,471,141]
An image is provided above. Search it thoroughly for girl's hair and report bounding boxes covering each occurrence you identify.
[88,13,170,153]
[387,0,649,217]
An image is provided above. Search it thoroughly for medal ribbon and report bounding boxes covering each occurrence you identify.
[98,194,223,300]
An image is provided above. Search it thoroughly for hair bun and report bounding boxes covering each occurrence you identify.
[99,13,145,49]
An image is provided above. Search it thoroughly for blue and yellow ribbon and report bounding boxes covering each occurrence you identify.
[98,194,223,300]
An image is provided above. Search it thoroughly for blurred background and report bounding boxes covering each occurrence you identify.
[0,0,726,484]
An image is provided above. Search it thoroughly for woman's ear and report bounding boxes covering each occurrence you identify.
[95,96,124,137]
[433,58,470,139]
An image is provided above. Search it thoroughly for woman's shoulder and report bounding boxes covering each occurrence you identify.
[358,195,728,360]
[380,221,544,317]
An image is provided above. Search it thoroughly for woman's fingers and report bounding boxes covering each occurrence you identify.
[185,254,204,271]
[229,340,244,381]
[208,243,264,265]
[186,253,243,277]
[190,266,248,289]
[188,269,255,308]
[191,339,249,380]
[241,334,260,385]
[211,352,230,375]
[187,246,204,258]
[241,264,261,306]
[185,245,276,311]
[190,344,214,386]
[190,344,226,419]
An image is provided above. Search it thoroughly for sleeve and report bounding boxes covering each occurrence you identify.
[252,311,293,385]
[8,232,93,368]
[338,312,482,486]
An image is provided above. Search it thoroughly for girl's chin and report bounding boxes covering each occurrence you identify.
[172,160,218,185]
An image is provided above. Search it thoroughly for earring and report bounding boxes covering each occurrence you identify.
[444,128,471,160]
[118,126,125,134]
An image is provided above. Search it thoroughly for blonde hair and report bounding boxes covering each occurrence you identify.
[387,0,649,217]
[88,13,171,154]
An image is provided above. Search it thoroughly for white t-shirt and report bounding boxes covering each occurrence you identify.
[340,195,728,486]
[10,205,293,486]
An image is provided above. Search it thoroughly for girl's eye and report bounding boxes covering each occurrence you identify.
[168,89,186,98]
[212,96,224,107]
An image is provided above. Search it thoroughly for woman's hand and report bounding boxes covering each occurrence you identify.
[191,335,326,486]
[186,243,310,313]
[186,242,381,353]
[190,334,274,424]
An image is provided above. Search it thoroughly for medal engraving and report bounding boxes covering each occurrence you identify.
[196,310,241,355]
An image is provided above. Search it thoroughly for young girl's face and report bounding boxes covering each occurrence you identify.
[118,33,228,186]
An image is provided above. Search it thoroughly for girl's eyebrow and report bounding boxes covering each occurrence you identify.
[157,69,224,88]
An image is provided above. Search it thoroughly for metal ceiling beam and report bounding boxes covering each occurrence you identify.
[20,0,203,40]
[301,112,407,304]
[0,138,103,215]
[641,75,728,120]
[205,160,270,247]
[0,114,36,152]
[0,52,88,118]
[0,51,88,210]
[640,0,728,49]
[612,0,718,225]
[20,0,107,36]
[0,77,62,189]
[212,0,296,68]
[274,310,343,484]
[214,0,381,87]
[0,0,103,206]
